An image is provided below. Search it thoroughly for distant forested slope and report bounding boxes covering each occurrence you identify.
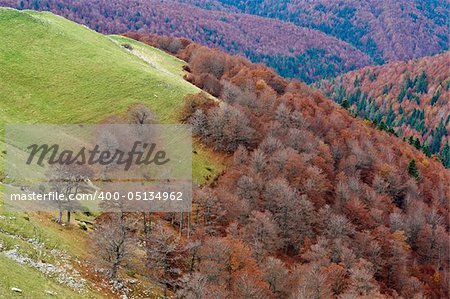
[198,0,450,63]
[319,52,450,167]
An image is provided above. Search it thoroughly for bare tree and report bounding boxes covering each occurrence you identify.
[235,175,260,209]
[127,104,156,235]
[242,211,281,260]
[232,144,248,167]
[290,264,332,299]
[146,223,183,296]
[263,179,315,252]
[92,212,133,280]
[205,105,254,152]
[345,259,380,297]
[221,80,241,104]
[177,272,208,299]
[128,103,155,125]
[275,103,290,128]
[190,49,226,79]
[250,149,267,174]
[48,164,92,224]
[261,257,289,297]
[189,109,207,137]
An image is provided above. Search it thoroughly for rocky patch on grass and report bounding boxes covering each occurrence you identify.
[3,247,86,292]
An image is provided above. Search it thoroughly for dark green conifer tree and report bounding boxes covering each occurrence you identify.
[408,159,420,179]
[341,99,350,109]
[441,143,450,168]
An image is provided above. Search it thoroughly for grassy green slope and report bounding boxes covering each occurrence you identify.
[108,35,187,77]
[0,8,223,298]
[0,255,94,299]
[0,8,196,122]
[0,8,223,182]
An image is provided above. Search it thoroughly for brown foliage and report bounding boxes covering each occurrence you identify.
[121,33,450,297]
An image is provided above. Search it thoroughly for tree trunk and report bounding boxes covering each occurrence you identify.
[179,212,183,237]
[57,210,63,224]
[143,212,148,235]
[188,249,197,272]
[187,213,190,239]
[148,212,152,233]
[110,261,119,280]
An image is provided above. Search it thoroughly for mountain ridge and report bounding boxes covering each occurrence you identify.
[191,0,450,62]
[319,51,450,167]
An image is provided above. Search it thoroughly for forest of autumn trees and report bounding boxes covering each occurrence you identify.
[186,0,449,63]
[89,32,450,298]
[319,51,450,168]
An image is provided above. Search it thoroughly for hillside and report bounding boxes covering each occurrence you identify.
[319,51,450,167]
[0,8,222,298]
[0,7,449,299]
[0,0,372,82]
[127,32,450,298]
[191,0,450,63]
[0,7,223,182]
